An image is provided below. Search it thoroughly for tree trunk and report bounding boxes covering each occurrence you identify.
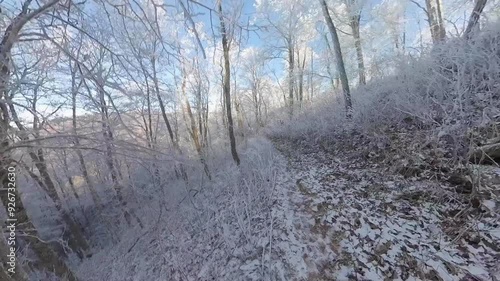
[234,97,244,135]
[309,48,314,102]
[195,81,206,148]
[425,0,446,43]
[143,77,160,182]
[97,85,142,228]
[232,73,245,136]
[0,162,78,280]
[287,38,295,115]
[436,0,446,40]
[7,99,90,259]
[296,48,306,106]
[70,65,101,206]
[323,34,338,91]
[349,13,366,85]
[30,151,90,259]
[181,68,212,179]
[218,1,241,166]
[60,150,89,226]
[151,59,177,150]
[319,0,353,119]
[152,58,188,181]
[465,0,488,39]
[252,80,261,126]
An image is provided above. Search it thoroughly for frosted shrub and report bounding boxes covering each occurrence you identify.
[78,137,277,280]
[272,23,500,149]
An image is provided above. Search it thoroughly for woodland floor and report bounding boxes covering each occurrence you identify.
[269,137,500,281]
[78,136,500,281]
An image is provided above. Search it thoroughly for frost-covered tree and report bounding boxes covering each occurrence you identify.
[465,0,488,38]
[344,0,367,85]
[255,0,316,113]
[319,0,352,118]
[410,0,447,43]
[217,0,241,165]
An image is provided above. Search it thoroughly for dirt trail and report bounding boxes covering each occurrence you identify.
[270,138,500,281]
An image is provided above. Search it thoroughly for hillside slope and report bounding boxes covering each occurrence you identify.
[77,26,500,281]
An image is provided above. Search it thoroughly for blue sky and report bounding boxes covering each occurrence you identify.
[189,0,419,50]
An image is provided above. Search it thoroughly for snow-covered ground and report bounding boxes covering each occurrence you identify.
[78,136,500,281]
[271,138,500,281]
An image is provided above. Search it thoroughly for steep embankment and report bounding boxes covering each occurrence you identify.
[77,137,278,281]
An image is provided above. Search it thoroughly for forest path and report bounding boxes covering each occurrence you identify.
[269,138,499,281]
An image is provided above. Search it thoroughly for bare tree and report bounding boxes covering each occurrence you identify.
[296,47,307,105]
[75,43,144,229]
[323,33,340,91]
[345,0,366,85]
[218,0,241,166]
[287,36,295,114]
[464,0,488,39]
[255,0,309,115]
[0,1,80,279]
[180,61,212,178]
[319,0,352,119]
[410,0,446,43]
[241,48,267,127]
[70,56,101,206]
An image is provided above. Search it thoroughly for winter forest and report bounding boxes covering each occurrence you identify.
[1,0,500,280]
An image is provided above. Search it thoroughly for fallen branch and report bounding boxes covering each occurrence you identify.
[469,142,500,165]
